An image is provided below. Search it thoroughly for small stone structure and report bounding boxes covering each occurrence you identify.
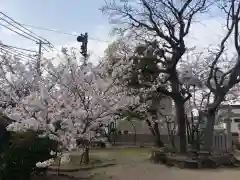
[150,147,240,169]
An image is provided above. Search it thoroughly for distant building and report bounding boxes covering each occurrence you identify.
[217,105,240,134]
[117,96,172,135]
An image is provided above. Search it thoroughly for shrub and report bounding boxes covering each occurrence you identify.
[0,130,58,180]
[149,150,167,164]
[163,145,178,153]
[0,114,12,153]
[0,123,10,154]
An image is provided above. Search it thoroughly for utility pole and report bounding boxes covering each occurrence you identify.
[36,40,50,76]
[35,40,50,93]
[77,33,88,65]
[36,40,42,76]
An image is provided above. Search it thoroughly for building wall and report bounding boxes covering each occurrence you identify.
[117,119,151,134]
[117,119,171,135]
[111,134,180,147]
[117,96,172,135]
[216,105,240,133]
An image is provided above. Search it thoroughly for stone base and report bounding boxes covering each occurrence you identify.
[150,150,240,169]
[106,143,112,148]
[48,160,116,172]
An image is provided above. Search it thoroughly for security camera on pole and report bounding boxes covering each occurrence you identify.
[77,33,88,65]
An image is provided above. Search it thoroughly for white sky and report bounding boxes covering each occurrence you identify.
[0,5,234,66]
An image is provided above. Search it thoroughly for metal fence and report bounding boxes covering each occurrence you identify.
[111,133,236,151]
[212,133,227,151]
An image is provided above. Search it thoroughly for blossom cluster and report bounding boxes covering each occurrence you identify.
[0,49,141,152]
[36,158,55,168]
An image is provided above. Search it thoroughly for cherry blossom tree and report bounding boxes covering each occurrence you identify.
[103,39,176,147]
[102,0,212,153]
[199,0,240,150]
[102,0,240,152]
[1,47,141,164]
[179,40,240,151]
[0,54,37,109]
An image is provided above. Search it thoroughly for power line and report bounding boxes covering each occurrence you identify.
[21,23,109,43]
[0,43,37,53]
[22,24,77,37]
[0,17,42,43]
[0,22,52,52]
[0,45,36,58]
[0,23,38,42]
[0,12,52,45]
[0,12,55,51]
[0,48,36,61]
[0,42,37,61]
[1,46,35,58]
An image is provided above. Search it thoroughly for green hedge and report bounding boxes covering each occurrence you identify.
[0,114,12,153]
[0,121,58,180]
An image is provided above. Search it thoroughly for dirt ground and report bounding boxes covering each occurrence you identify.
[87,148,240,180]
[49,148,240,180]
[90,161,240,180]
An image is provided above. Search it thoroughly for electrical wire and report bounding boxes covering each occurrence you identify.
[0,43,37,53]
[0,42,37,61]
[0,46,36,58]
[0,12,52,45]
[0,42,38,56]
[0,12,110,56]
[0,23,38,42]
[0,49,35,62]
[1,47,35,58]
[0,12,108,56]
[22,24,77,37]
[0,17,43,43]
[20,23,109,43]
[0,12,55,50]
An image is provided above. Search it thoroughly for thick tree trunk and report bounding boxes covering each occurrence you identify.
[104,130,112,143]
[127,119,137,144]
[146,119,164,147]
[153,122,164,147]
[175,101,187,153]
[203,111,215,151]
[202,95,224,151]
[146,119,156,136]
[83,147,90,164]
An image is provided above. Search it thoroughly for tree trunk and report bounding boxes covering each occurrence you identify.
[127,119,137,145]
[146,119,156,136]
[203,111,215,151]
[146,119,164,147]
[83,147,90,164]
[175,101,187,153]
[104,130,112,143]
[153,122,164,147]
[202,95,225,151]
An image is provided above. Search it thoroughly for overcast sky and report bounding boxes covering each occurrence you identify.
[0,0,233,65]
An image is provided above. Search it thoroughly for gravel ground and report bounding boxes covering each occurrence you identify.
[88,151,240,180]
[90,163,240,180]
[53,149,240,180]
